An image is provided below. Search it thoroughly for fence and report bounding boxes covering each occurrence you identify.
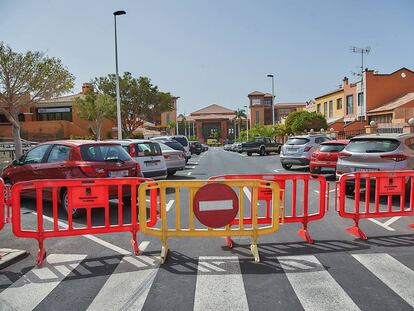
[138,179,280,263]
[11,177,158,266]
[336,129,366,140]
[377,124,404,134]
[337,171,414,239]
[209,174,327,244]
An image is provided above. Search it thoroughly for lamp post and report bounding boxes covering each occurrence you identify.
[175,96,180,135]
[267,74,275,127]
[113,10,126,140]
[244,105,249,141]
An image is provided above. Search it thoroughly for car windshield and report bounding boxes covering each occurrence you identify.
[286,138,310,145]
[159,143,174,151]
[136,142,162,156]
[319,144,347,152]
[80,145,131,162]
[346,139,400,153]
[172,137,188,147]
[165,141,184,151]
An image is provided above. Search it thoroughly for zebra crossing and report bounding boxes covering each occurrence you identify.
[1,251,414,310]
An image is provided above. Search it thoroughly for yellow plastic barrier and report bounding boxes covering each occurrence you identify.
[138,179,280,263]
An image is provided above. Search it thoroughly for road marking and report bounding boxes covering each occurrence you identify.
[367,218,396,231]
[87,255,159,311]
[187,166,196,169]
[383,216,402,227]
[187,172,192,176]
[29,210,151,255]
[193,256,249,311]
[243,187,251,201]
[0,254,87,311]
[166,199,175,212]
[278,255,360,311]
[353,253,414,307]
[273,169,279,172]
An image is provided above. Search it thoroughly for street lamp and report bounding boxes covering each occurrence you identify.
[175,96,180,135]
[113,10,126,140]
[267,74,275,127]
[244,105,249,141]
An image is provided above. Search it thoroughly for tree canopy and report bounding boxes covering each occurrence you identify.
[74,91,116,140]
[93,73,173,137]
[284,110,327,133]
[0,42,74,158]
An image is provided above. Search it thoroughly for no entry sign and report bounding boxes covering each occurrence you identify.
[193,183,239,228]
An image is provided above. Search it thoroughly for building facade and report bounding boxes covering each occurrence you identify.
[314,88,344,124]
[247,91,306,126]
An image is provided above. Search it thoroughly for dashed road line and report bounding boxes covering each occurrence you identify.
[187,172,192,176]
[166,199,175,212]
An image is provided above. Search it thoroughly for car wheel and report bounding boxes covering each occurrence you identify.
[277,146,281,154]
[345,185,355,196]
[61,189,85,218]
[260,147,266,156]
[247,152,252,156]
[266,152,270,155]
[310,167,320,174]
[282,163,292,170]
[167,171,176,176]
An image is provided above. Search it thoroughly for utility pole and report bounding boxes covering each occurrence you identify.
[350,46,370,121]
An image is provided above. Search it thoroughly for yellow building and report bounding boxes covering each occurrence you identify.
[313,88,344,123]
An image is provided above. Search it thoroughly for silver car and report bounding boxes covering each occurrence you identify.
[158,142,186,175]
[280,134,331,169]
[336,134,414,189]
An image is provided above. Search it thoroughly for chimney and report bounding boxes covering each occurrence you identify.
[82,83,93,94]
[342,76,349,87]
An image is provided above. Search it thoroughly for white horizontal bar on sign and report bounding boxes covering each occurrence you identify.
[199,200,233,211]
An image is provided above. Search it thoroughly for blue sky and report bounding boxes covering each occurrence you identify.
[1,0,413,115]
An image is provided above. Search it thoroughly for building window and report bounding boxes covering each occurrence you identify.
[329,101,333,118]
[166,112,170,125]
[317,104,321,113]
[255,111,259,125]
[336,98,342,110]
[252,98,261,105]
[346,95,354,115]
[323,102,327,117]
[36,107,72,121]
[358,92,363,107]
[264,98,272,106]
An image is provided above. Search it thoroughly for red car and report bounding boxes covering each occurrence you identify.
[1,140,141,217]
[310,140,349,174]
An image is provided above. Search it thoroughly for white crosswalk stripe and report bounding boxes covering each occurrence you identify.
[352,253,414,307]
[3,252,414,309]
[193,256,249,311]
[0,254,87,311]
[278,255,360,311]
[87,255,160,311]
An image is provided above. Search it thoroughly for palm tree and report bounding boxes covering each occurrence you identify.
[233,109,247,140]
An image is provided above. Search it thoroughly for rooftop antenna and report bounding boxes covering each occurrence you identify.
[350,46,371,121]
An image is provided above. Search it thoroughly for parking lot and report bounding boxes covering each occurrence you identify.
[1,147,414,310]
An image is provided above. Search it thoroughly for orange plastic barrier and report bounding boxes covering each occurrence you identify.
[11,177,157,266]
[337,171,414,240]
[0,178,4,231]
[209,174,327,244]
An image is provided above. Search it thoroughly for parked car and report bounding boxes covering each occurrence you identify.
[189,141,203,155]
[152,135,191,163]
[111,139,167,180]
[336,133,414,194]
[240,137,281,156]
[1,140,141,217]
[310,140,349,174]
[158,142,186,175]
[280,134,331,169]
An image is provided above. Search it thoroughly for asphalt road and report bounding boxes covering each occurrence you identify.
[1,147,414,310]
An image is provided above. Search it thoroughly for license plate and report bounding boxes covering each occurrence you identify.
[146,161,159,167]
[354,168,378,172]
[109,170,129,177]
[287,148,298,153]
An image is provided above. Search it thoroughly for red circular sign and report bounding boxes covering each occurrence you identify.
[193,183,239,228]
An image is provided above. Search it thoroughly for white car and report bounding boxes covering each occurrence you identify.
[158,142,186,175]
[152,135,191,163]
[110,139,167,179]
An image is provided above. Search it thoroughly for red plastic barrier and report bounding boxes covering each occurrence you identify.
[209,174,327,244]
[12,177,158,266]
[0,178,4,231]
[337,171,414,240]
